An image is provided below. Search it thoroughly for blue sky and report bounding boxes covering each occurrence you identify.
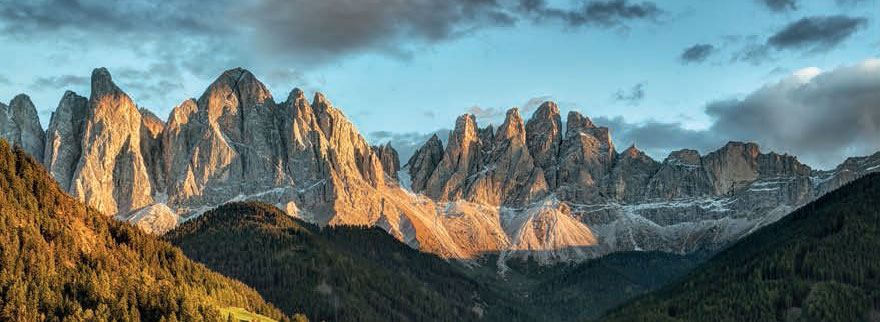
[0,0,877,168]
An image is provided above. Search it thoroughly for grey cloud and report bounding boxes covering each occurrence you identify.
[0,0,667,112]
[680,44,714,64]
[732,15,866,65]
[768,15,867,51]
[756,0,797,12]
[612,83,645,105]
[467,105,507,122]
[517,0,663,28]
[0,0,226,37]
[594,116,723,160]
[595,59,880,168]
[30,75,89,90]
[705,60,880,168]
[0,75,10,85]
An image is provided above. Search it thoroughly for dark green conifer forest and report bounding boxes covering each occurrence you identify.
[0,140,289,322]
[603,173,880,322]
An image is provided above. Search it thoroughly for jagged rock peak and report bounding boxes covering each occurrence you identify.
[2,94,45,161]
[565,110,595,137]
[287,87,306,102]
[525,101,563,188]
[621,144,647,159]
[90,67,123,97]
[451,113,479,142]
[372,142,401,180]
[406,134,445,192]
[667,149,701,164]
[495,108,525,142]
[139,108,165,138]
[201,67,273,106]
[312,92,332,111]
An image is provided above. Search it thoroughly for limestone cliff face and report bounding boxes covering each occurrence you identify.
[6,68,880,265]
[556,111,617,203]
[44,91,88,191]
[0,94,45,161]
[372,143,400,181]
[425,114,484,202]
[467,108,547,206]
[525,101,563,188]
[69,68,154,215]
[610,145,660,202]
[405,134,443,192]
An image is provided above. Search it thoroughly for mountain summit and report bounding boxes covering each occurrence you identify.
[2,67,879,264]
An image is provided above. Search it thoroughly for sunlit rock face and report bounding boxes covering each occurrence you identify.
[68,68,154,216]
[6,67,880,265]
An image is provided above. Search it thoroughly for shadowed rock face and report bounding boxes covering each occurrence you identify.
[1,94,45,161]
[405,134,443,192]
[44,91,88,192]
[5,67,880,265]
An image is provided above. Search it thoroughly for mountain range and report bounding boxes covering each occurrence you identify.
[604,172,880,321]
[2,67,878,265]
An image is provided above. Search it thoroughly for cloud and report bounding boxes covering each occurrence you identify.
[679,44,714,64]
[594,116,722,158]
[30,75,89,90]
[0,75,10,85]
[612,83,645,105]
[767,15,868,52]
[756,0,797,12]
[0,0,667,114]
[705,59,880,168]
[595,58,880,169]
[732,15,866,65]
[517,0,663,28]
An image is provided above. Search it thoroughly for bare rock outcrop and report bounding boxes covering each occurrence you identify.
[372,143,400,181]
[405,134,443,192]
[6,68,880,265]
[525,101,563,188]
[1,94,45,161]
[44,91,88,191]
[556,111,617,203]
[69,68,154,215]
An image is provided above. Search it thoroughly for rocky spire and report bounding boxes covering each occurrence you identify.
[564,110,595,138]
[0,94,45,161]
[44,91,88,191]
[525,101,563,188]
[406,134,444,192]
[555,110,617,203]
[470,108,548,206]
[425,114,482,201]
[610,144,659,201]
[372,142,400,181]
[70,68,154,215]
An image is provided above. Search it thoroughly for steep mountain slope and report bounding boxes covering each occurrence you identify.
[406,103,880,262]
[603,173,880,321]
[164,201,527,322]
[4,67,879,264]
[0,139,288,321]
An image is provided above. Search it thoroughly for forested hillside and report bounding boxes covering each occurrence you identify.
[165,202,528,322]
[0,139,289,322]
[166,201,709,321]
[603,173,880,322]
